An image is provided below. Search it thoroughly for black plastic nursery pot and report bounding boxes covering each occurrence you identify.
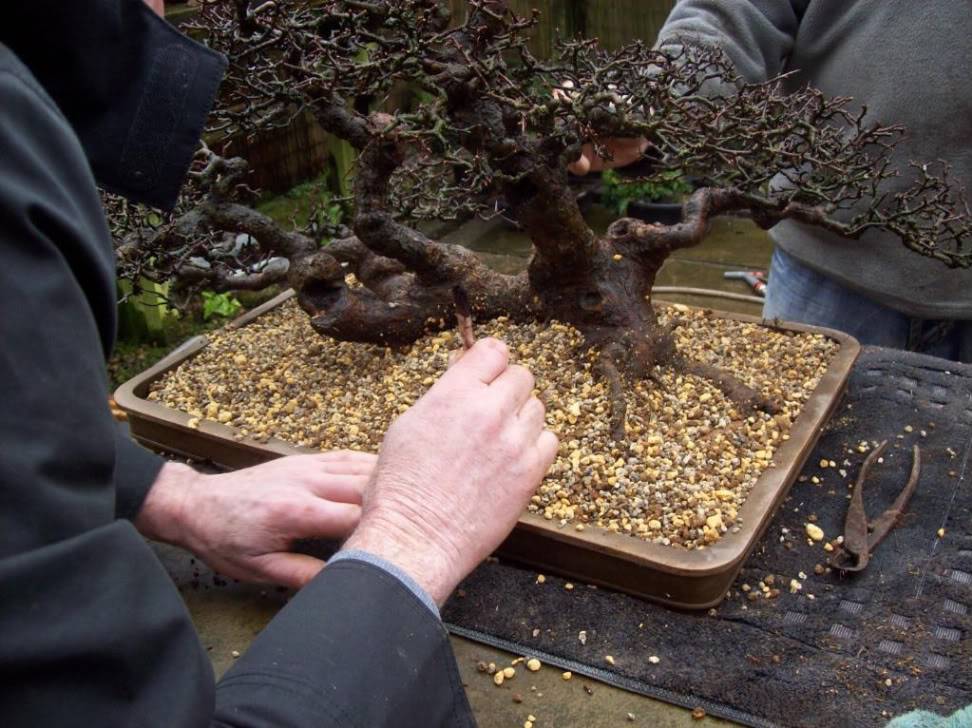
[624,199,684,226]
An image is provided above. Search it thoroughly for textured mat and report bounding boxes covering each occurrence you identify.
[443,347,972,728]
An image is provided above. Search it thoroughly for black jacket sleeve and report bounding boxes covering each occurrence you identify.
[215,559,476,728]
[114,427,166,520]
[2,0,221,520]
[1,0,216,519]
[0,47,215,727]
[0,10,476,727]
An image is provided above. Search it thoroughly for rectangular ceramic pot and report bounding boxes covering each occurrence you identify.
[115,290,859,609]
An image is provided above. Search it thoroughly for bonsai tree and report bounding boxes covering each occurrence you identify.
[112,0,972,440]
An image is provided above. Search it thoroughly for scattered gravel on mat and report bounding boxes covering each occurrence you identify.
[805,522,825,542]
[151,299,838,550]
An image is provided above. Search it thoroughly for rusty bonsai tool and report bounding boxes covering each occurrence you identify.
[832,441,921,573]
[723,270,767,297]
[452,284,476,350]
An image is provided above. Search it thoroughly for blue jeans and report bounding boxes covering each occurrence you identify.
[763,247,972,363]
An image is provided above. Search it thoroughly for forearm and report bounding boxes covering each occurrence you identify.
[132,459,197,545]
[342,507,462,607]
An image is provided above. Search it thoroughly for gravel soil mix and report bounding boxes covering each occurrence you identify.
[150,299,838,550]
[443,347,972,727]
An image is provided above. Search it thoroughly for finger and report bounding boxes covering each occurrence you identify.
[489,364,535,414]
[535,429,560,469]
[285,500,362,539]
[440,337,508,386]
[602,137,649,169]
[307,473,369,504]
[316,450,378,465]
[319,461,376,478]
[447,349,463,369]
[569,152,591,176]
[313,452,377,476]
[250,552,325,589]
[517,395,547,434]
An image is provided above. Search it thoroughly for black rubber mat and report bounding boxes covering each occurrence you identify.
[442,347,972,728]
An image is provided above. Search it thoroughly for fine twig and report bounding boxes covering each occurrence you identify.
[452,284,476,350]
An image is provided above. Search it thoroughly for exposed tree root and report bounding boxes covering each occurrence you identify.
[678,357,781,415]
[291,248,537,347]
[595,345,629,442]
[588,328,780,441]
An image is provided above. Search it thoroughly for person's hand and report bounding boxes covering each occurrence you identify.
[552,79,649,176]
[568,137,650,176]
[343,338,559,605]
[136,452,375,587]
[143,0,165,17]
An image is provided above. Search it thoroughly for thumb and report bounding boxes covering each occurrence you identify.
[251,553,326,589]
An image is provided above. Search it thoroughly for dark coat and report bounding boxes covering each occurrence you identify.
[0,2,473,726]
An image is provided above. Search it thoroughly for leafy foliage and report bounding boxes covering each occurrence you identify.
[601,169,693,215]
[201,290,243,320]
[256,174,347,239]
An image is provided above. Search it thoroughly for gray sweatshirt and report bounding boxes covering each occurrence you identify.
[656,0,972,319]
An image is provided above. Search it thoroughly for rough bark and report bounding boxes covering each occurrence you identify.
[110,0,972,441]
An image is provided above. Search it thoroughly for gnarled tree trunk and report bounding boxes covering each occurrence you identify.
[112,0,971,441]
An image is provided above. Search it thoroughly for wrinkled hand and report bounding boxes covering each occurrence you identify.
[136,452,375,588]
[568,137,650,176]
[344,338,559,605]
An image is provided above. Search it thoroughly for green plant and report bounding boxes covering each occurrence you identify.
[312,196,345,229]
[116,278,180,344]
[255,169,349,244]
[201,291,243,320]
[600,169,693,215]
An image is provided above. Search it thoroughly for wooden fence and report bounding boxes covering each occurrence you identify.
[448,0,676,54]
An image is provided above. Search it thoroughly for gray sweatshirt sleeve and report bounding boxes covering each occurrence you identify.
[656,0,811,82]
